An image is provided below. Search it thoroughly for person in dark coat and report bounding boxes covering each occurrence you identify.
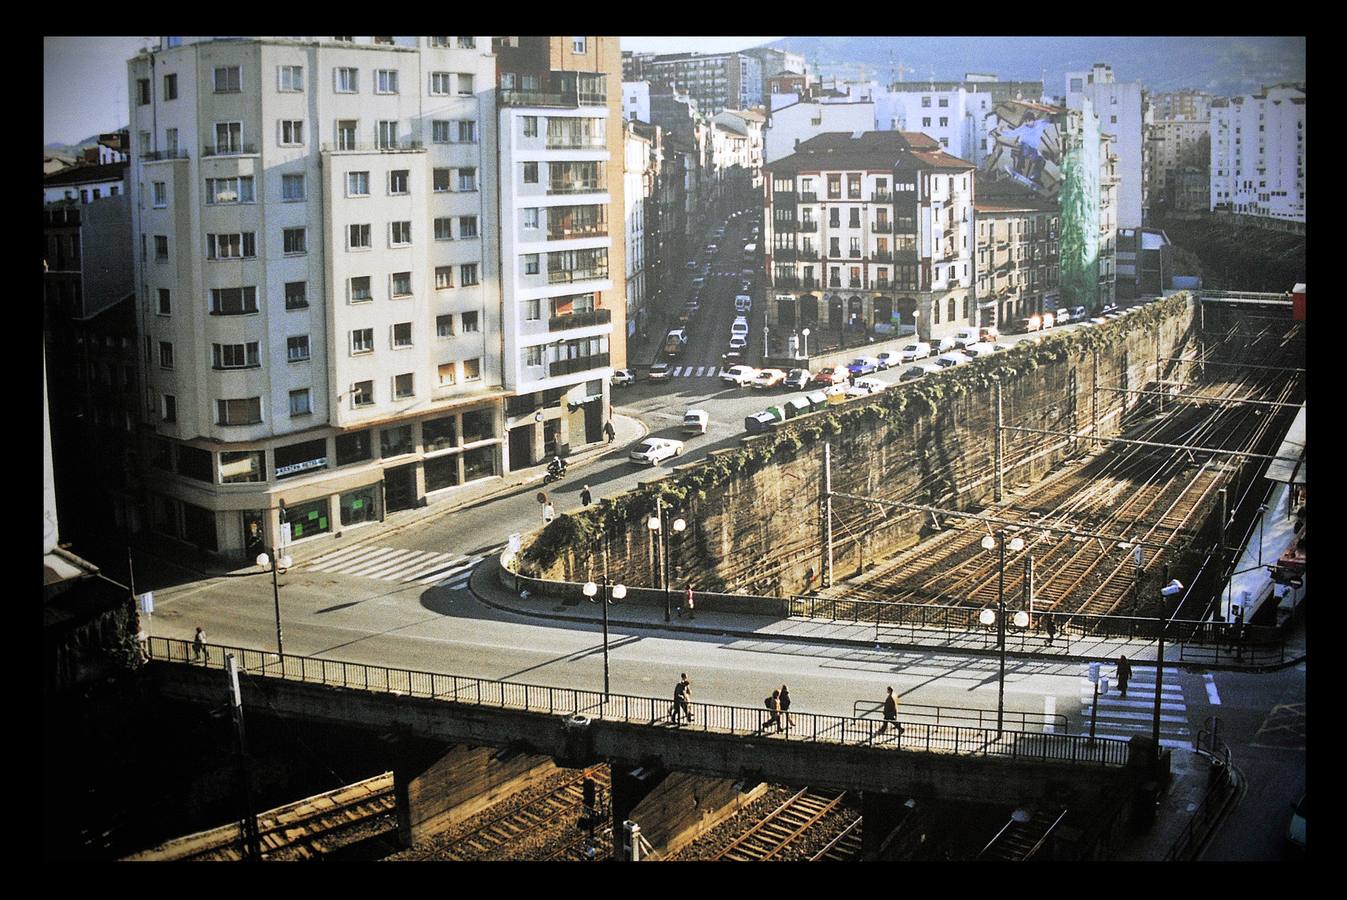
[1117,655,1133,698]
[779,685,792,730]
[1043,615,1057,646]
[765,689,782,732]
[580,484,592,507]
[603,420,616,443]
[879,686,901,735]
[672,673,692,724]
[193,627,209,663]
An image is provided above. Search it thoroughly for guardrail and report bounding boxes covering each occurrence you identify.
[148,637,1129,767]
[852,700,1068,733]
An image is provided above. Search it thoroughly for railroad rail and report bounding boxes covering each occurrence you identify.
[435,766,610,861]
[715,788,852,861]
[809,815,863,861]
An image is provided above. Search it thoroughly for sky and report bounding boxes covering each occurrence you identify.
[43,35,780,147]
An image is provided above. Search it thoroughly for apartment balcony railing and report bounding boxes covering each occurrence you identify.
[548,308,611,332]
[773,275,801,288]
[547,181,605,195]
[847,192,863,201]
[870,251,893,262]
[545,135,607,150]
[321,140,425,154]
[872,221,892,233]
[773,248,801,261]
[549,352,610,377]
[799,192,818,203]
[202,144,258,157]
[547,266,609,285]
[871,191,892,203]
[774,190,797,202]
[500,89,608,109]
[547,224,609,241]
[141,149,190,161]
[848,278,862,288]
[774,220,798,232]
[848,250,862,259]
[797,220,818,233]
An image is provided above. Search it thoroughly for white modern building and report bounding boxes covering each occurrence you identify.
[1210,84,1305,223]
[764,100,875,164]
[623,124,650,342]
[1065,64,1147,228]
[621,80,650,123]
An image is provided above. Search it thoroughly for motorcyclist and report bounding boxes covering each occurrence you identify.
[547,455,567,478]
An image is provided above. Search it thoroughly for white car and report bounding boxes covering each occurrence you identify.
[721,364,758,387]
[934,336,958,354]
[727,335,748,353]
[898,341,933,363]
[647,362,672,382]
[611,369,637,387]
[752,368,788,389]
[682,409,709,435]
[901,362,942,381]
[850,376,886,395]
[952,328,979,349]
[735,294,753,313]
[629,437,684,466]
[730,316,750,337]
[962,342,997,358]
[935,353,967,368]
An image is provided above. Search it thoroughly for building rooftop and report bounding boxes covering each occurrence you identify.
[768,130,974,174]
[43,161,128,188]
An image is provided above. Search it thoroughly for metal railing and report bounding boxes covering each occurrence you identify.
[871,191,892,203]
[852,700,1068,733]
[549,353,610,377]
[141,149,190,161]
[545,135,607,150]
[320,141,425,154]
[202,144,257,157]
[872,221,893,233]
[547,181,605,195]
[148,637,1129,767]
[547,267,609,285]
[547,308,611,331]
[799,192,818,203]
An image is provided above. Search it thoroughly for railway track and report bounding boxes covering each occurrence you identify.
[438,766,610,861]
[809,816,863,861]
[714,788,853,861]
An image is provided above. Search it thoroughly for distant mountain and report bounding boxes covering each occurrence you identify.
[764,36,1304,98]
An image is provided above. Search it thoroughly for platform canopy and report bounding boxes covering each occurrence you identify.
[1265,404,1306,485]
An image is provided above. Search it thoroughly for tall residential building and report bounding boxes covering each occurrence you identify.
[127,35,622,561]
[972,178,1060,329]
[1210,84,1305,223]
[1151,90,1212,123]
[764,100,875,164]
[1065,63,1147,228]
[624,122,651,344]
[632,51,763,116]
[764,131,976,347]
[1146,117,1210,212]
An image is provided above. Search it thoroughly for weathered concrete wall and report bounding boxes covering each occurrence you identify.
[523,297,1201,598]
[626,770,768,858]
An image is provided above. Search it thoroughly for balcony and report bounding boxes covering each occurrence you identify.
[872,221,892,233]
[772,275,801,288]
[548,266,609,285]
[547,223,609,241]
[799,192,818,203]
[847,192,863,201]
[774,190,797,203]
[546,134,607,150]
[848,278,862,288]
[870,251,893,262]
[141,149,190,161]
[871,191,892,203]
[797,220,818,233]
[774,220,798,232]
[547,180,604,195]
[549,352,610,377]
[548,308,611,332]
[848,250,862,259]
[774,248,800,262]
[500,89,607,108]
[321,140,424,154]
[202,144,257,157]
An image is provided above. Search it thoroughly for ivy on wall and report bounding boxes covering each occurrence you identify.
[521,294,1194,574]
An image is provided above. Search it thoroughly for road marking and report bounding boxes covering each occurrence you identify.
[1204,673,1221,705]
[339,548,426,576]
[672,366,683,377]
[695,366,706,376]
[317,547,406,574]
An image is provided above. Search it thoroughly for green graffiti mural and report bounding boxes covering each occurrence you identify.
[1059,105,1100,310]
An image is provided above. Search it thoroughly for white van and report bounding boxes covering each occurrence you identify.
[735,294,753,313]
[898,341,932,363]
[730,316,749,337]
[952,328,979,349]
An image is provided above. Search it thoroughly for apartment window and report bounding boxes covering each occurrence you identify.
[278,65,304,92]
[159,341,174,369]
[165,127,179,156]
[828,208,840,228]
[435,266,454,289]
[458,216,478,238]
[525,298,541,320]
[287,335,311,362]
[940,138,949,147]
[456,73,473,95]
[347,223,371,250]
[377,120,399,149]
[152,181,168,207]
[351,381,374,407]
[157,288,171,315]
[390,221,412,246]
[349,276,372,302]
[827,174,841,199]
[436,314,455,337]
[391,271,412,296]
[433,168,451,192]
[849,208,861,228]
[430,36,450,47]
[347,171,370,197]
[393,373,415,399]
[213,341,260,369]
[214,122,242,153]
[523,162,538,184]
[217,398,262,425]
[948,297,956,321]
[154,235,169,261]
[375,69,399,94]
[523,116,538,137]
[289,388,312,417]
[457,37,476,49]
[137,78,151,105]
[213,65,241,93]
[334,67,358,93]
[572,37,587,54]
[430,71,452,95]
[434,217,453,240]
[281,173,305,201]
[432,120,451,143]
[523,208,540,229]
[939,117,948,127]
[438,363,456,385]
[161,394,176,423]
[460,263,479,286]
[391,322,413,349]
[210,287,258,315]
[463,358,481,381]
[921,96,931,108]
[847,174,861,199]
[458,168,477,191]
[285,282,308,310]
[525,345,545,367]
[457,121,476,143]
[351,328,374,354]
[206,232,257,260]
[336,120,358,150]
[456,311,477,335]
[849,237,861,256]
[163,73,177,101]
[922,117,931,128]
[524,254,540,275]
[283,228,306,254]
[279,120,304,146]
[389,169,409,194]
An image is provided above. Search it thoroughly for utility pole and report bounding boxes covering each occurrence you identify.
[1091,348,1099,440]
[994,380,1004,503]
[226,654,262,861]
[822,442,834,589]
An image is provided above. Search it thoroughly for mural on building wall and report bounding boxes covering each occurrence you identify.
[1058,105,1101,310]
[982,101,1064,197]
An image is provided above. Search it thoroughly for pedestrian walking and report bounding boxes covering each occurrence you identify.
[1116,654,1133,698]
[604,420,616,443]
[136,626,150,662]
[879,686,902,735]
[543,501,556,524]
[580,484,593,507]
[681,581,695,619]
[192,627,208,663]
[779,685,792,731]
[1043,615,1057,647]
[672,673,693,724]
[765,689,782,732]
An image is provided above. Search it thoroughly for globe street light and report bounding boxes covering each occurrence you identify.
[648,502,687,622]
[800,328,810,359]
[255,549,293,657]
[583,577,626,698]
[981,532,1025,733]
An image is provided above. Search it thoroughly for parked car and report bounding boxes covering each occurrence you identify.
[629,437,684,465]
[901,362,941,381]
[647,362,672,382]
[1053,307,1073,324]
[682,409,709,435]
[813,367,843,386]
[721,364,759,387]
[934,336,958,353]
[952,328,979,349]
[752,368,788,389]
[898,341,932,363]
[730,316,750,337]
[1069,306,1086,322]
[979,326,1000,343]
[962,342,998,359]
[850,376,885,395]
[611,368,637,387]
[727,335,748,354]
[735,294,753,313]
[935,353,967,368]
[783,368,812,390]
[875,351,900,370]
[846,356,881,376]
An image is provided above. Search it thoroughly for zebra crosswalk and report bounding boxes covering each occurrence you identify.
[302,542,504,588]
[667,365,726,379]
[1078,664,1193,749]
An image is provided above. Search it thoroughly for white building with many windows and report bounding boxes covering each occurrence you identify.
[1065,63,1147,228]
[1210,84,1305,223]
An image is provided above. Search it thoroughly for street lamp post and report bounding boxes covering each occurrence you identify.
[800,327,810,359]
[648,498,686,622]
[255,547,293,657]
[981,532,1026,733]
[583,576,627,698]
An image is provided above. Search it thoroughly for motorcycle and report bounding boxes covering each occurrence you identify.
[543,459,567,484]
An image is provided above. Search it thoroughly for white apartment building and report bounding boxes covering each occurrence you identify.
[764,100,875,164]
[128,36,509,559]
[764,131,976,345]
[1210,84,1305,223]
[624,124,650,342]
[1066,64,1146,228]
[871,87,993,166]
[621,80,650,123]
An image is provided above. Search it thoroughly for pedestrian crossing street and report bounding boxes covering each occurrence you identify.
[667,365,729,379]
[1078,664,1193,749]
[302,541,504,588]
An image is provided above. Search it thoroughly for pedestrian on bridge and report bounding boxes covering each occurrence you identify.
[193,627,208,663]
[1043,615,1057,647]
[765,689,782,732]
[879,686,901,736]
[779,685,792,731]
[672,673,693,725]
[1117,655,1133,698]
[580,484,593,507]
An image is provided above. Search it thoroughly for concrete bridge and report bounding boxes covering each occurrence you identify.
[150,638,1163,859]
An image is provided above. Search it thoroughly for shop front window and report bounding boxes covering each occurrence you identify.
[424,454,461,492]
[177,445,214,483]
[422,416,457,452]
[461,408,494,444]
[462,445,496,482]
[381,424,414,458]
[339,485,380,526]
[275,438,328,479]
[335,430,372,466]
[220,450,266,483]
[285,497,331,541]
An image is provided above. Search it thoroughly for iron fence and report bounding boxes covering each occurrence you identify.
[852,700,1068,733]
[149,637,1129,767]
